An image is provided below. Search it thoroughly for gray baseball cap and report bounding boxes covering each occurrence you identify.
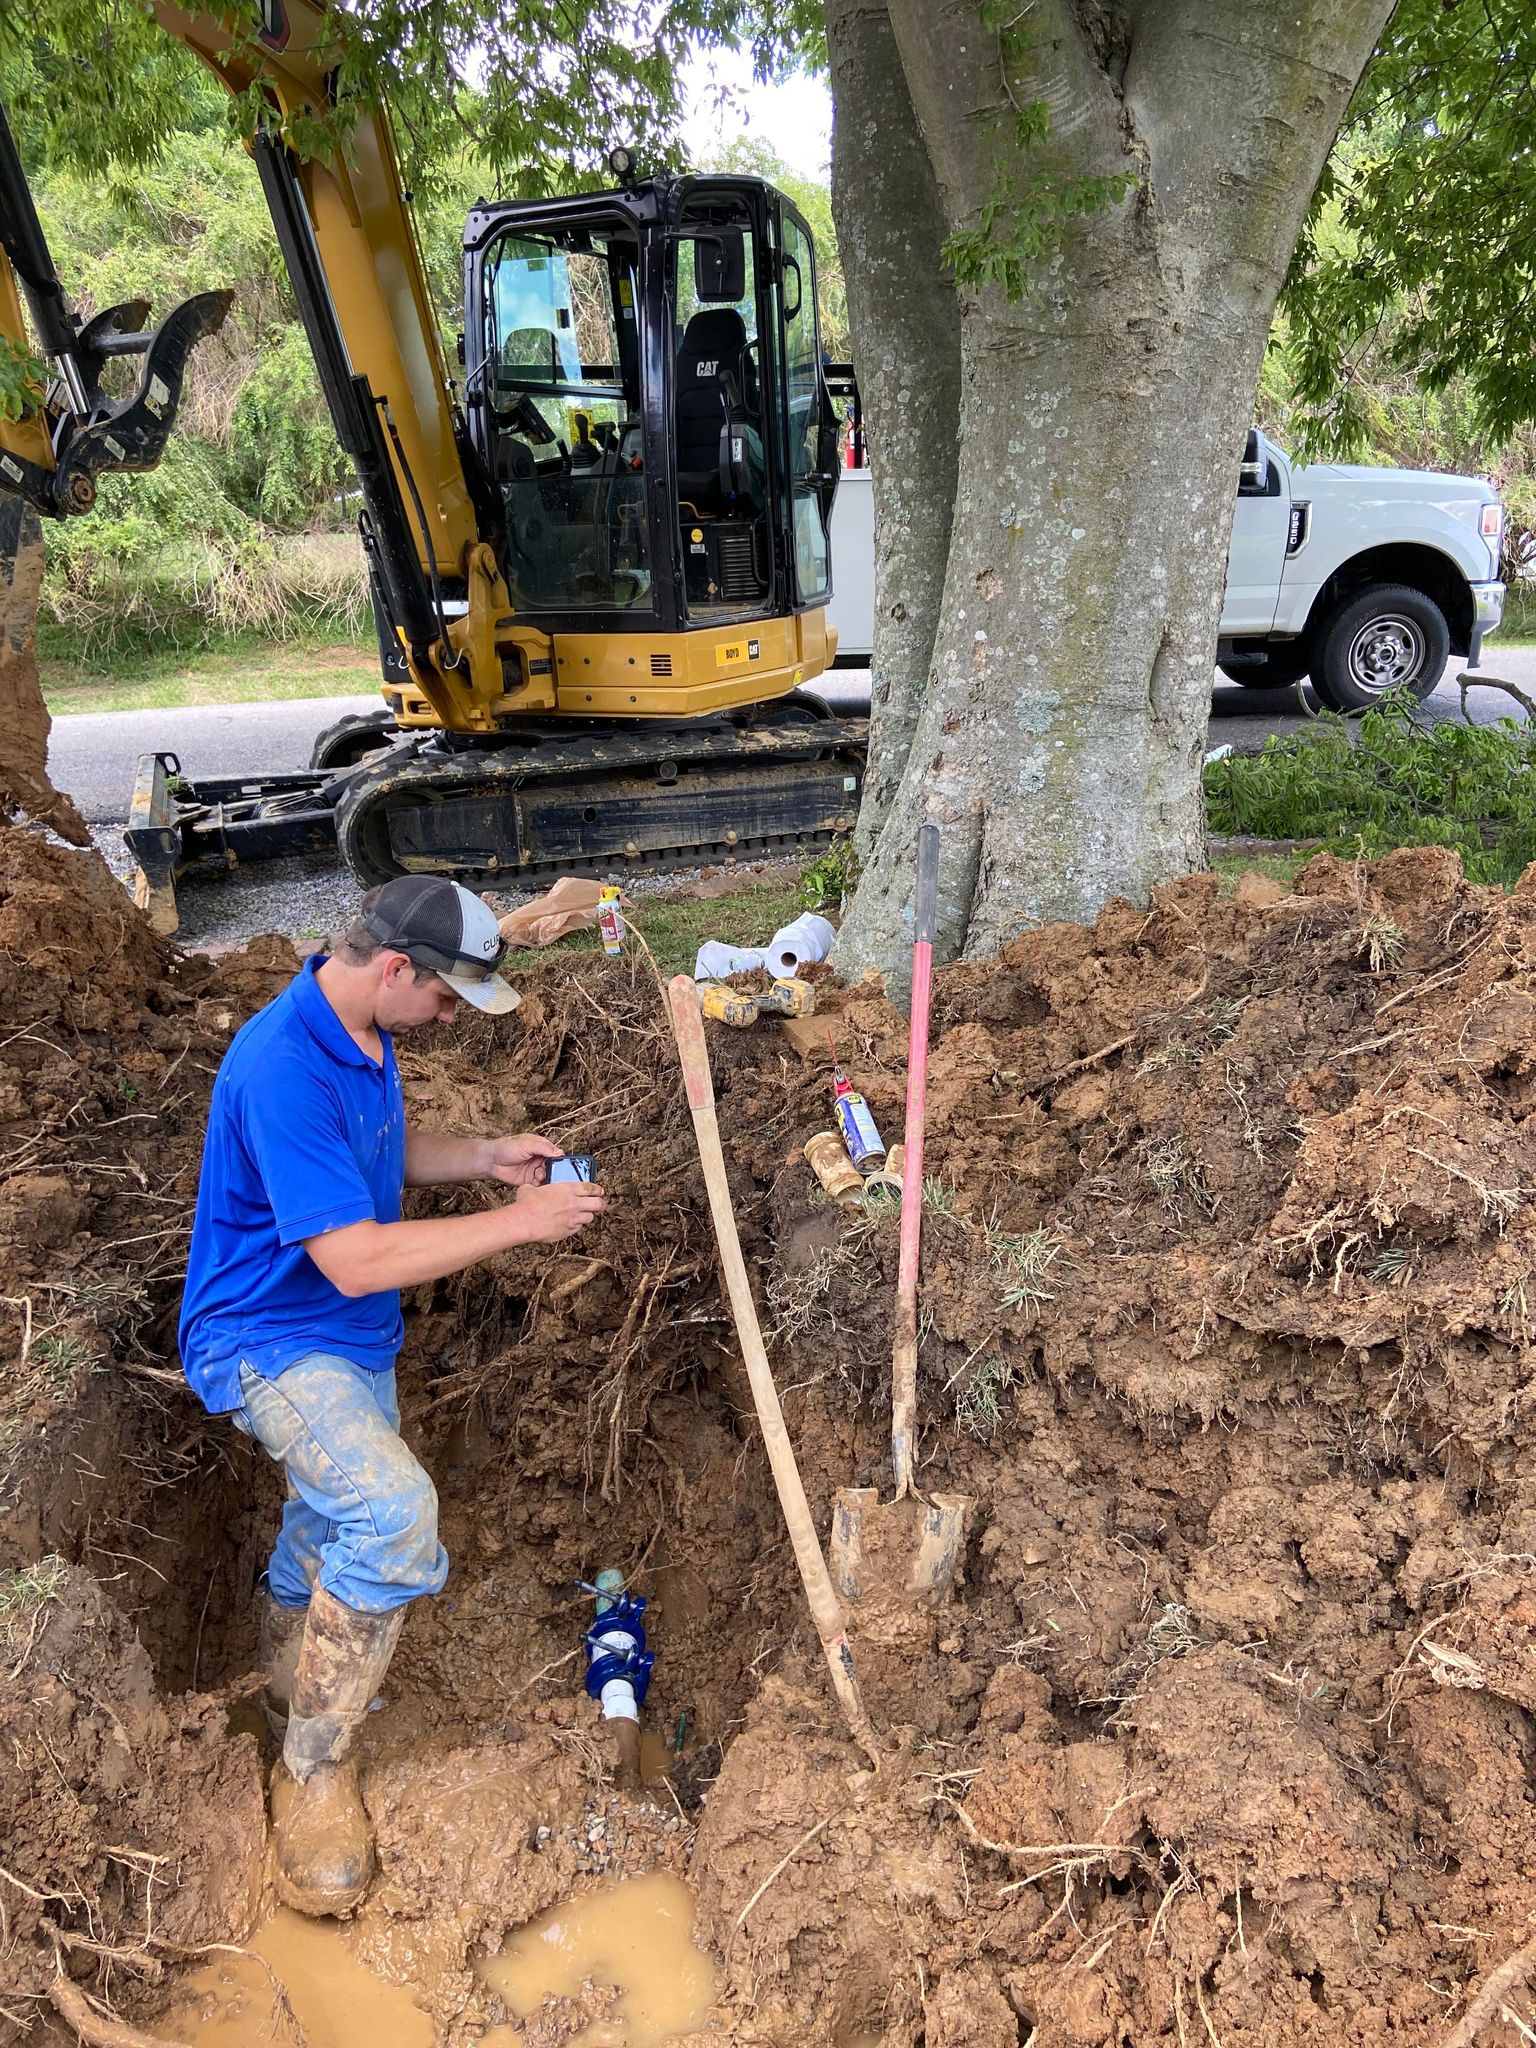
[360,877,520,1014]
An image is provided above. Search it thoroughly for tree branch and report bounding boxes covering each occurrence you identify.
[49,1974,193,2048]
[1439,1929,1536,2048]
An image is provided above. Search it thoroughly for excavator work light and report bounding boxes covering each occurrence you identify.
[606,145,635,180]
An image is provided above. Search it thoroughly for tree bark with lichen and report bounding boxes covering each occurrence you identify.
[826,0,960,857]
[831,0,1393,996]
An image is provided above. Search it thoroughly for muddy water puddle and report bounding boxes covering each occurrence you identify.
[157,1907,433,2047]
[478,1871,714,2047]
[158,1872,713,2048]
[638,1728,677,1784]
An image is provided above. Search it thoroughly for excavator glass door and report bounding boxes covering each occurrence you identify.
[483,222,651,614]
[776,203,834,605]
[669,189,835,622]
[672,191,769,618]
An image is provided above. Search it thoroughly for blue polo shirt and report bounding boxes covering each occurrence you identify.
[178,956,406,1414]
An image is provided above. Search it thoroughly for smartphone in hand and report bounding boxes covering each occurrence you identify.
[548,1154,596,1185]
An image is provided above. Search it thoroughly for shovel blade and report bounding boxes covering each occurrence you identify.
[831,1487,971,1609]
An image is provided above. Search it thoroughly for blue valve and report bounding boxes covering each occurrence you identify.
[581,1587,655,1708]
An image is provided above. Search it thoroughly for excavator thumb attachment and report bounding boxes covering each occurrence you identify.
[0,289,234,519]
[0,92,233,515]
[47,288,234,513]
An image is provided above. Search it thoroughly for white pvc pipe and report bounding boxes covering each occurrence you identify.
[695,941,768,980]
[590,1627,641,1722]
[766,913,835,978]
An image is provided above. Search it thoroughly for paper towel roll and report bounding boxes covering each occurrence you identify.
[765,913,835,977]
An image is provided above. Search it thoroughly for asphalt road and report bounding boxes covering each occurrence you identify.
[48,646,1536,949]
[49,650,1536,830]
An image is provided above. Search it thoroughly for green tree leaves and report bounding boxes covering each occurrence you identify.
[1280,0,1536,451]
[0,0,822,194]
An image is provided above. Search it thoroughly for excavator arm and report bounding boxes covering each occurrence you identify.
[0,98,233,513]
[0,0,532,736]
[0,5,863,931]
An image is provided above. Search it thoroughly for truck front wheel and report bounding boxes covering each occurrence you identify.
[1312,584,1450,714]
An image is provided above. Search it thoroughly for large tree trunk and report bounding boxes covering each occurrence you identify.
[833,0,1393,992]
[825,0,960,854]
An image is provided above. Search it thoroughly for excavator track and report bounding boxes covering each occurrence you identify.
[126,700,867,931]
[334,702,867,887]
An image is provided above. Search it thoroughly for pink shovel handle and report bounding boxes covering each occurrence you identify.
[897,823,940,1299]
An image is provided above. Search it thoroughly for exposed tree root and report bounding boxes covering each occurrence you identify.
[1439,1931,1536,2047]
[49,1972,194,2048]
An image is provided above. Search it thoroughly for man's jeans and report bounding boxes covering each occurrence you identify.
[235,1352,448,1615]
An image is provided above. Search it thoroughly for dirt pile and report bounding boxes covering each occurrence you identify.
[0,826,297,1567]
[12,835,1536,2042]
[0,1561,266,2019]
[677,845,1536,2048]
[0,502,88,849]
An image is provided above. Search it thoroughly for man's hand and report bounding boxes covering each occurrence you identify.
[405,1130,566,1189]
[482,1133,564,1187]
[510,1178,607,1243]
[305,1179,607,1296]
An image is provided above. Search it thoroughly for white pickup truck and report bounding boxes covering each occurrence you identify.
[826,428,1506,714]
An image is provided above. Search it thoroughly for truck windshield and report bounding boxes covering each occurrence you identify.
[485,226,650,615]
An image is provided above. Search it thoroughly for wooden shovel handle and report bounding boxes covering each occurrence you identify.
[667,977,880,1764]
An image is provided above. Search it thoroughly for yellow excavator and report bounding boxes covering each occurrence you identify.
[0,0,863,928]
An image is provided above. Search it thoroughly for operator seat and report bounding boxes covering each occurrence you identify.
[675,307,763,515]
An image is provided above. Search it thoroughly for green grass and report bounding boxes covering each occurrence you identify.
[1208,847,1313,891]
[986,1223,1066,1311]
[0,1556,67,1642]
[1497,581,1536,646]
[1204,690,1536,885]
[955,1354,1018,1441]
[42,630,378,716]
[504,881,809,982]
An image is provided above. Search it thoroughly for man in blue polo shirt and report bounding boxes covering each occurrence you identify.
[180,875,605,1918]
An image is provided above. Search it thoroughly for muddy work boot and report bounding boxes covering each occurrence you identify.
[256,1586,309,1742]
[271,1586,405,1918]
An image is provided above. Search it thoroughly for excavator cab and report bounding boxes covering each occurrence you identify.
[0,37,865,921]
[462,175,840,658]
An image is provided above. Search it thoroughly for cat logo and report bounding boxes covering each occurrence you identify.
[696,359,717,378]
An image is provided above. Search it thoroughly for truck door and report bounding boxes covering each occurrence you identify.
[773,202,837,608]
[1222,430,1290,634]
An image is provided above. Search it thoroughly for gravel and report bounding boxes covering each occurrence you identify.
[89,821,809,952]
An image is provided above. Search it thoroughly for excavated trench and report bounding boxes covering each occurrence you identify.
[14,826,1536,2044]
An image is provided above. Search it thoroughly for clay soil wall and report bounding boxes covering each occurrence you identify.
[6,829,1536,2045]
